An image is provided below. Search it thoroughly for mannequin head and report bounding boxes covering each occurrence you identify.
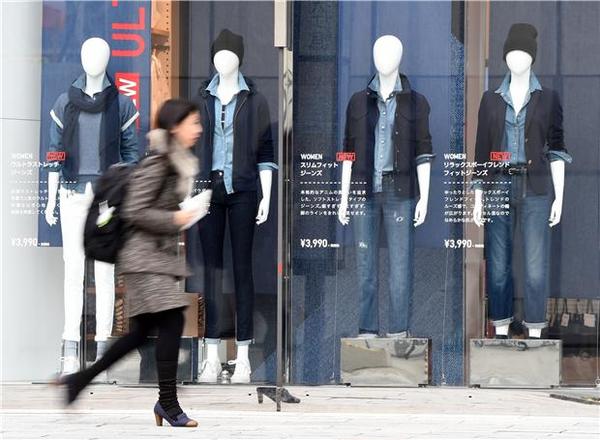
[505,50,533,76]
[81,38,110,77]
[373,35,403,75]
[213,50,240,77]
[156,99,202,148]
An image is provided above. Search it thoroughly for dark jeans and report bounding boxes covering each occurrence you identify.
[353,174,415,334]
[197,172,257,343]
[485,175,551,329]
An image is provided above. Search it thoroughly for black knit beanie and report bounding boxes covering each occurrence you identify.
[503,23,538,63]
[211,29,244,66]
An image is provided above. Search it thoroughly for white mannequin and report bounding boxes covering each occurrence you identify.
[202,49,273,379]
[473,50,565,339]
[473,50,565,230]
[338,35,431,227]
[45,38,111,226]
[212,50,273,226]
[45,38,116,375]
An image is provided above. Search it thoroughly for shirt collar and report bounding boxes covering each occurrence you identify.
[72,73,111,92]
[368,74,403,98]
[495,71,542,96]
[207,72,250,97]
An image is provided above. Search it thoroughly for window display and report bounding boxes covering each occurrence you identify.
[339,35,434,338]
[190,28,277,384]
[472,23,571,339]
[44,37,140,375]
[3,0,598,390]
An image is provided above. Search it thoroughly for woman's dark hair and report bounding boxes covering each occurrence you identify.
[155,98,200,134]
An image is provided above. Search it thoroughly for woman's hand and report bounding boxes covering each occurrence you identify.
[173,209,196,226]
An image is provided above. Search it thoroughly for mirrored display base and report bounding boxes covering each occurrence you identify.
[106,336,197,384]
[340,337,431,387]
[469,339,561,388]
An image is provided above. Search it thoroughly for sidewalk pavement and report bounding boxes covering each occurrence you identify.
[1,383,599,439]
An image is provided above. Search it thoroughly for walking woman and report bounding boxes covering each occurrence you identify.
[58,99,202,427]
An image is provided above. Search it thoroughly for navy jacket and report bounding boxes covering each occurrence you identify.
[193,77,274,193]
[474,87,568,195]
[343,74,433,198]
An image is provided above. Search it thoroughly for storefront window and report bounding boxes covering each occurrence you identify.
[291,1,465,386]
[2,0,598,389]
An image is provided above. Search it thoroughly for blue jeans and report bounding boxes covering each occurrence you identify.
[484,175,551,329]
[354,175,415,334]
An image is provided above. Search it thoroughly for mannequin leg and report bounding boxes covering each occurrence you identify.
[59,187,88,344]
[197,184,227,342]
[520,194,551,334]
[94,261,115,345]
[484,197,515,331]
[227,190,257,344]
[354,194,382,335]
[383,194,414,335]
[197,184,226,383]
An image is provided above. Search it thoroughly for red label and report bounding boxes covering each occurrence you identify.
[115,72,140,128]
[46,151,66,161]
[336,152,356,162]
[490,151,511,162]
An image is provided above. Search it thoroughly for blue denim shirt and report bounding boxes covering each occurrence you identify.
[207,73,277,194]
[47,74,139,193]
[368,75,434,193]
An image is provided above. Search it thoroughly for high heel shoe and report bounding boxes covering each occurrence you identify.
[153,401,198,427]
[256,387,300,404]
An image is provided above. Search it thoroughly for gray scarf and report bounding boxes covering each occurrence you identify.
[146,129,199,198]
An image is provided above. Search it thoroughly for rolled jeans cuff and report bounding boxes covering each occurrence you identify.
[523,321,547,330]
[236,339,253,346]
[492,317,513,327]
[204,338,221,345]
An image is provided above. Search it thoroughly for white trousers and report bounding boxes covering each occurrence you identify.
[59,183,115,342]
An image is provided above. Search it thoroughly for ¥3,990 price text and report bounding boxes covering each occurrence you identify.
[11,237,38,247]
[300,238,329,249]
[444,239,473,249]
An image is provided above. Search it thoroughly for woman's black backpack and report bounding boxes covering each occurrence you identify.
[84,163,137,264]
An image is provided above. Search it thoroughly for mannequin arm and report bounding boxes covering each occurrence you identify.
[45,172,60,226]
[414,162,431,227]
[337,160,353,225]
[549,160,565,227]
[256,169,272,225]
[473,188,484,227]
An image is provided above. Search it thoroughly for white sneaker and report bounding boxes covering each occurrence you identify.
[229,359,251,384]
[358,333,378,339]
[62,356,80,374]
[198,359,222,383]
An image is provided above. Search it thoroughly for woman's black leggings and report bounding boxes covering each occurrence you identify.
[75,307,185,416]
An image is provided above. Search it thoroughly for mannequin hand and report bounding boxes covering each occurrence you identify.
[256,198,270,225]
[473,201,484,227]
[338,199,349,225]
[549,199,563,227]
[413,198,428,227]
[45,202,58,226]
